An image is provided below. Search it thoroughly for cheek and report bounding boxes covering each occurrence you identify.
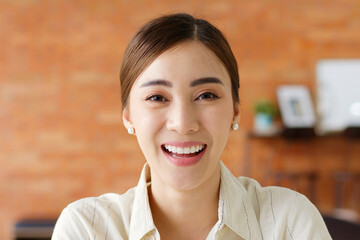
[205,98,234,123]
[130,105,164,152]
[130,97,161,130]
[199,101,234,139]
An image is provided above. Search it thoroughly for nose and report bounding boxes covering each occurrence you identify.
[166,100,199,134]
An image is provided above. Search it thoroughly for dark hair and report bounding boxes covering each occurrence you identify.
[120,13,239,109]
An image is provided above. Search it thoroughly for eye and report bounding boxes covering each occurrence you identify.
[146,94,169,102]
[196,92,219,101]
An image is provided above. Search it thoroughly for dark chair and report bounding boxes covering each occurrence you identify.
[14,219,56,240]
[323,215,360,240]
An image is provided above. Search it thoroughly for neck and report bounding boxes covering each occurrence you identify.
[148,167,220,239]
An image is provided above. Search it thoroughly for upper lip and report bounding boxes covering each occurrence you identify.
[161,141,206,147]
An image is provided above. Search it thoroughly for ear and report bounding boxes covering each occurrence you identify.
[233,103,241,123]
[122,106,133,130]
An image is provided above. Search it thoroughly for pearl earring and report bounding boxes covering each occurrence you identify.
[127,127,135,135]
[232,123,239,130]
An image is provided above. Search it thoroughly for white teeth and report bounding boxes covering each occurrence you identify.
[164,144,205,155]
[184,147,190,154]
[177,147,183,154]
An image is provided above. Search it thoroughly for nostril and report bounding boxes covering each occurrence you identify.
[166,106,199,133]
[166,119,200,134]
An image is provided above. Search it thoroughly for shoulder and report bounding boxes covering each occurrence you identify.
[236,176,304,203]
[236,177,331,239]
[52,188,136,239]
[67,187,137,227]
[236,176,318,219]
[67,188,136,217]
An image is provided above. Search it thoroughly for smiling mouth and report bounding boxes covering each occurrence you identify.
[161,144,206,158]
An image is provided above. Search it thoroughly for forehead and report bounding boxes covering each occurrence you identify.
[134,41,230,86]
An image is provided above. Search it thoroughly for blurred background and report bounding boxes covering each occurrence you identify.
[1,0,360,239]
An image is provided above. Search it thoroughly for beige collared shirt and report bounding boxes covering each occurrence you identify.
[52,162,331,239]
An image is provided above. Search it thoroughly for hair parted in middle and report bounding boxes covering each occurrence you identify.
[120,13,240,109]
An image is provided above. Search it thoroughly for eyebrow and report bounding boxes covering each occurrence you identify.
[189,77,224,87]
[140,77,224,88]
[140,80,173,88]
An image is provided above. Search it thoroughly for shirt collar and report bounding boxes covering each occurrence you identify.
[219,161,262,240]
[129,162,262,240]
[129,163,156,240]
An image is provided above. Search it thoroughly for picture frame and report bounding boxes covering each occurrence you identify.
[276,85,316,128]
[316,59,360,134]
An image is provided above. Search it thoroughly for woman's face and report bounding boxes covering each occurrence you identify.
[123,41,239,191]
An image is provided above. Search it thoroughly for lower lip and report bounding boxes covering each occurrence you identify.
[162,146,206,167]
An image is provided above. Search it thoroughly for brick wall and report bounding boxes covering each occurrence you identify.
[1,0,360,239]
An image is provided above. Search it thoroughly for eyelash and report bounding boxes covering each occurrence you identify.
[145,92,219,103]
[196,92,219,101]
[146,94,169,102]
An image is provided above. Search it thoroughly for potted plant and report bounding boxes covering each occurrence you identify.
[254,99,277,133]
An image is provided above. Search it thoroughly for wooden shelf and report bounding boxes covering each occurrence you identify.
[243,132,360,214]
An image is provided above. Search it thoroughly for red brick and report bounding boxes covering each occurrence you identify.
[1,0,360,239]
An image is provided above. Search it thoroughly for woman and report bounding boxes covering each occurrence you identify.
[52,13,331,239]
